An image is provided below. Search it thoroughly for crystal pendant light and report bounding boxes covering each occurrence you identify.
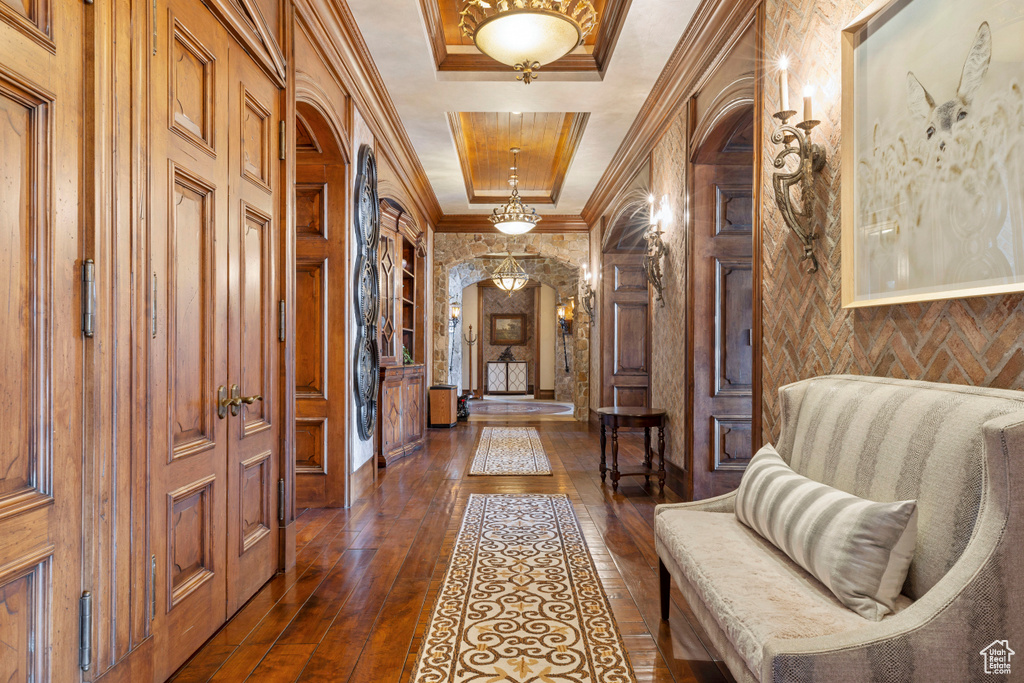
[490,147,541,235]
[459,0,598,84]
[491,252,530,295]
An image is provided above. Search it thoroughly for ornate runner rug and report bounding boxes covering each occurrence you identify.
[468,427,552,476]
[410,494,638,683]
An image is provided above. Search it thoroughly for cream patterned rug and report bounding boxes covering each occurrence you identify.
[411,494,637,683]
[468,427,552,476]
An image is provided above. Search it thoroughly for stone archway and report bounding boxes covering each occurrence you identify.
[433,233,591,420]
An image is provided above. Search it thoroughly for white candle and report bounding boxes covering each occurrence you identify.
[778,57,790,111]
[803,85,814,121]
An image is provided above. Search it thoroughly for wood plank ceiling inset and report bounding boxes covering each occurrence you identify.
[448,112,589,205]
[423,0,631,73]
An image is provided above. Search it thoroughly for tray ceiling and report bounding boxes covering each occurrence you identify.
[424,0,626,73]
[449,112,589,204]
[346,0,701,216]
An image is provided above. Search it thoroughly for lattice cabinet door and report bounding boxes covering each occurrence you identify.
[488,362,508,392]
[507,362,528,393]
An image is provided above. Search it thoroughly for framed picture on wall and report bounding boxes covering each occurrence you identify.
[841,0,1024,307]
[491,314,527,345]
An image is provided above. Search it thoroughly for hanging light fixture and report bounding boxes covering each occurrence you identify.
[491,252,530,295]
[491,146,541,235]
[459,0,599,84]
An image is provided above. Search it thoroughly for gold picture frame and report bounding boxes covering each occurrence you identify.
[841,0,1024,308]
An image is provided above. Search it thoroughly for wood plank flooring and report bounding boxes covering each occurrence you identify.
[170,420,735,683]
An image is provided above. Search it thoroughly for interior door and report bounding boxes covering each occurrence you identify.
[601,253,651,407]
[151,1,281,675]
[151,2,231,677]
[295,105,348,508]
[225,42,281,615]
[691,162,754,499]
[0,0,84,679]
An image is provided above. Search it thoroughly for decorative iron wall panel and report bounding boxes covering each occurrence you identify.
[354,146,380,441]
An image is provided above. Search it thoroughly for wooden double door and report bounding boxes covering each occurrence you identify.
[150,0,281,677]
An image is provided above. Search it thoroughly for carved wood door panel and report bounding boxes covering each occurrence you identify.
[151,3,232,677]
[151,1,281,676]
[601,254,651,408]
[0,0,84,679]
[691,163,754,500]
[295,105,348,508]
[225,43,280,616]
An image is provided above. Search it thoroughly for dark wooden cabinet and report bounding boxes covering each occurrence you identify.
[378,364,425,465]
[377,200,426,466]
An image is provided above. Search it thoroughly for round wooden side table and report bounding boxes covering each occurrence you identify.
[596,407,667,493]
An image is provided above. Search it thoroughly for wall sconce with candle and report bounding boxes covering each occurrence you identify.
[772,57,827,274]
[556,302,572,373]
[448,301,461,376]
[644,194,670,306]
[580,266,596,323]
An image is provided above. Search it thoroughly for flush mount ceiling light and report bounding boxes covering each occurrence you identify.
[491,252,530,295]
[490,146,541,235]
[459,0,599,84]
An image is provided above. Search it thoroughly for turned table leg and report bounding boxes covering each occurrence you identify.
[611,425,621,492]
[644,426,651,484]
[658,424,666,493]
[600,423,607,482]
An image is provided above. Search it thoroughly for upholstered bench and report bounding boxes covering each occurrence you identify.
[655,375,1024,682]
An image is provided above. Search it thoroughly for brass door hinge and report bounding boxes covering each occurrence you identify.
[82,259,96,338]
[279,121,286,161]
[278,300,285,342]
[80,591,92,671]
[278,478,285,521]
[151,554,157,621]
[152,273,158,338]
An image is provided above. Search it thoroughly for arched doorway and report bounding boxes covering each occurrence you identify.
[294,101,350,508]
[688,102,757,500]
[600,168,654,408]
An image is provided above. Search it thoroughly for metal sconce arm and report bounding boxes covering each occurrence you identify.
[644,227,667,306]
[771,113,826,273]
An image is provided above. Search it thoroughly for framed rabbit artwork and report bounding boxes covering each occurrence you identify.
[841,0,1024,307]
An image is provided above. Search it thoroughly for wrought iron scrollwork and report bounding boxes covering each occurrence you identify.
[354,146,381,441]
[771,116,827,273]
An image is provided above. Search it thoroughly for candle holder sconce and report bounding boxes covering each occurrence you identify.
[580,268,596,324]
[771,110,826,274]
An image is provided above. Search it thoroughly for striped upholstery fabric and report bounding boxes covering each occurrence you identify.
[735,445,917,620]
[776,376,1024,600]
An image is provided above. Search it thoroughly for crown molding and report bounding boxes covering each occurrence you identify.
[436,214,590,233]
[294,0,444,226]
[581,0,760,224]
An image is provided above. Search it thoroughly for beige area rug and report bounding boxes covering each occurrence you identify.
[468,427,552,476]
[411,494,638,683]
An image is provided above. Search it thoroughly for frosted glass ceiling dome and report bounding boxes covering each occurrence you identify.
[460,1,599,84]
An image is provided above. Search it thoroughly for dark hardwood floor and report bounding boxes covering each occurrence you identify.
[170,420,735,683]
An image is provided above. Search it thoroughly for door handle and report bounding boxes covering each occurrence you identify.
[217,384,263,418]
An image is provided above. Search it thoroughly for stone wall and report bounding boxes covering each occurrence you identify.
[433,232,590,418]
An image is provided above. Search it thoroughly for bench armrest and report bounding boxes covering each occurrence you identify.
[655,490,736,517]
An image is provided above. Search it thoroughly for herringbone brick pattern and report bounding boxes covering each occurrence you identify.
[760,0,1024,441]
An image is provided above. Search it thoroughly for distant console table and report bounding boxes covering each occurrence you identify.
[487,361,528,395]
[596,407,667,493]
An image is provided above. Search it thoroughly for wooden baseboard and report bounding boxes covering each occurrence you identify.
[350,455,376,501]
[536,389,555,400]
[664,460,689,500]
[279,520,296,570]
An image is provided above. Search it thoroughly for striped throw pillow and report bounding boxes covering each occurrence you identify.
[735,445,918,620]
